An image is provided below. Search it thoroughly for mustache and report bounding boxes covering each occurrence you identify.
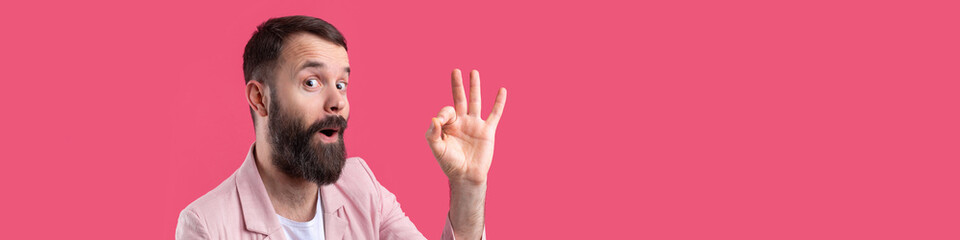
[305,115,348,134]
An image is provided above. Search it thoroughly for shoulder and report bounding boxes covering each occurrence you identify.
[336,157,382,190]
[329,156,394,210]
[182,169,243,216]
[177,170,243,238]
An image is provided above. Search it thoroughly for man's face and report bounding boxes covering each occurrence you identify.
[266,32,351,185]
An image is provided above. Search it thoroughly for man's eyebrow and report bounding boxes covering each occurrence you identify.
[299,61,324,71]
[299,61,350,76]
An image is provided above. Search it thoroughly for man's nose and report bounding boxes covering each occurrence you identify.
[322,86,345,114]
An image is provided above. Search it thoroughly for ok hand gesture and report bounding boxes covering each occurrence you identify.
[426,69,507,185]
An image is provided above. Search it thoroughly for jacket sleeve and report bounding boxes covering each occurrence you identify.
[376,180,430,240]
[356,158,486,240]
[353,158,427,240]
[176,208,210,240]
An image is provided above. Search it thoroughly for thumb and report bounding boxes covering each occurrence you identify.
[425,117,446,159]
[426,117,442,141]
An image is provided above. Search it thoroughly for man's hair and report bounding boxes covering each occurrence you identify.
[242,15,347,123]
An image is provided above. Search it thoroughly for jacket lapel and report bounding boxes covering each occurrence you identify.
[236,143,286,239]
[321,183,348,240]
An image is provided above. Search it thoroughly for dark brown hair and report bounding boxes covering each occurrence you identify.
[242,15,347,123]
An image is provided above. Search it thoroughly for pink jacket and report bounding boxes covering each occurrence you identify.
[176,144,462,240]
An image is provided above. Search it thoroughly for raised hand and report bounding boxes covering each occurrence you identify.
[426,69,507,185]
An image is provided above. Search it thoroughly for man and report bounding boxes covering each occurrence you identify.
[176,15,506,240]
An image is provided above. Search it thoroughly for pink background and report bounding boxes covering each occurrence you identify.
[1,0,958,239]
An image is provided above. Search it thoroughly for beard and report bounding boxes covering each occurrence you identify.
[267,94,348,186]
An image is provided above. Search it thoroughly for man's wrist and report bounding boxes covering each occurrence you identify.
[449,178,486,211]
[448,178,487,240]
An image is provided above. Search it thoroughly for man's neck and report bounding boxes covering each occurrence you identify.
[253,144,319,222]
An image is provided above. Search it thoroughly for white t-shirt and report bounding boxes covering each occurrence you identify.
[276,192,325,240]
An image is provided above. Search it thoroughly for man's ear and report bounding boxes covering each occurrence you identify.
[246,80,269,118]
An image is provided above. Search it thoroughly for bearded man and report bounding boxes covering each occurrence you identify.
[176,15,506,240]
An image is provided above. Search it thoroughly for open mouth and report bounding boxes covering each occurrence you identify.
[319,128,339,137]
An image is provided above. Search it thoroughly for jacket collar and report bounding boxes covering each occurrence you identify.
[236,143,284,237]
[235,143,348,239]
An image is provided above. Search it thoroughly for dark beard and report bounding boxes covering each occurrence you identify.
[267,93,348,186]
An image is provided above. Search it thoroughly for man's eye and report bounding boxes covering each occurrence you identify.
[305,79,319,88]
[336,82,347,90]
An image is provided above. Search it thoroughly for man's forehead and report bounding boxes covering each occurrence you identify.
[281,32,349,70]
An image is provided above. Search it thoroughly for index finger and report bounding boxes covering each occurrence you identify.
[451,69,467,115]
